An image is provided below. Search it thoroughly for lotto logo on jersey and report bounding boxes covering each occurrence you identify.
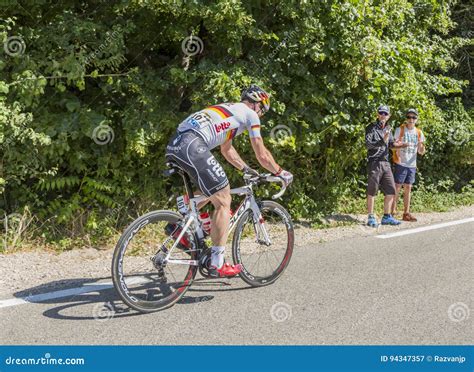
[214,121,231,133]
[206,156,225,178]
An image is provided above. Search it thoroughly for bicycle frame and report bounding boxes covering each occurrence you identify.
[165,183,272,267]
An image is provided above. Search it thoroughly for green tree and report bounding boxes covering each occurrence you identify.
[0,0,472,243]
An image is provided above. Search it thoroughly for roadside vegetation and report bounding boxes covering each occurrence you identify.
[1,0,472,252]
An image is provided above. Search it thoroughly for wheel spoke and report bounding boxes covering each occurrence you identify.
[233,203,293,285]
[112,211,197,312]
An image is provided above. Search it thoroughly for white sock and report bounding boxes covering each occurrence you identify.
[210,246,225,269]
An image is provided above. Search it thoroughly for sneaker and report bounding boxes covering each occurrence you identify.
[208,263,243,278]
[381,214,401,226]
[403,213,417,222]
[367,215,379,228]
[164,223,190,251]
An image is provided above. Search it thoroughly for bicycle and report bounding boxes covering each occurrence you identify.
[111,161,294,313]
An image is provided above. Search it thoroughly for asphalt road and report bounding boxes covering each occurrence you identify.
[0,220,472,345]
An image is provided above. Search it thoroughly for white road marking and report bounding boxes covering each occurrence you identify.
[375,217,474,239]
[0,276,151,309]
[0,284,113,309]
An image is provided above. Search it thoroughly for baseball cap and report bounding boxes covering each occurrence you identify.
[377,105,390,114]
[406,108,418,117]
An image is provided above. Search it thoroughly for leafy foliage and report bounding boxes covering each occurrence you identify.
[0,0,472,242]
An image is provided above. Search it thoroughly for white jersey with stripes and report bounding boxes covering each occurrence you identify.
[177,102,262,150]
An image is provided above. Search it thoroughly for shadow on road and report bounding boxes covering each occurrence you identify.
[12,275,253,321]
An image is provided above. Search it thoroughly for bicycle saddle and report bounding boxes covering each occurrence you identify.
[163,161,183,177]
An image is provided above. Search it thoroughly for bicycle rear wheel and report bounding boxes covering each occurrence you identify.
[232,200,294,287]
[112,210,197,313]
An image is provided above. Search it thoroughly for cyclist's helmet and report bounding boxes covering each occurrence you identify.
[241,84,270,113]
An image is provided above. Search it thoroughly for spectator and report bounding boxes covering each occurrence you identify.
[391,108,426,221]
[365,105,408,227]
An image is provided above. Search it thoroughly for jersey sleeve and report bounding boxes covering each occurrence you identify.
[246,109,262,139]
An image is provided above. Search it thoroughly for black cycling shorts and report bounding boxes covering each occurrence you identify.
[165,131,229,197]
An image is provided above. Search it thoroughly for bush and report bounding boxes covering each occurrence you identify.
[0,0,472,242]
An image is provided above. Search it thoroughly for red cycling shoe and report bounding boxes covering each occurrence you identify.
[209,263,243,278]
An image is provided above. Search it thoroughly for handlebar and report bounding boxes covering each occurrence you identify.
[243,173,288,199]
[265,175,287,199]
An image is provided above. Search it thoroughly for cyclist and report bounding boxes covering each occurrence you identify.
[165,85,293,278]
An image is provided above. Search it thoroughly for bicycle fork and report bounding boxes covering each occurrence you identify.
[249,198,272,246]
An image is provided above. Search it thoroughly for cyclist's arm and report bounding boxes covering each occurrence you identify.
[250,137,281,174]
[220,140,247,170]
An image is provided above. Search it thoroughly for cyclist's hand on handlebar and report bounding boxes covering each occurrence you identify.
[275,169,293,187]
[243,165,259,177]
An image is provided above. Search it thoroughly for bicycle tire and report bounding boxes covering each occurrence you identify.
[112,210,197,313]
[232,200,294,287]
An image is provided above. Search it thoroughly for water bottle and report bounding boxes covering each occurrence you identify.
[198,212,211,235]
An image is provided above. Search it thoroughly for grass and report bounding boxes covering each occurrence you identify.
[337,184,474,215]
[304,185,473,229]
[1,187,473,253]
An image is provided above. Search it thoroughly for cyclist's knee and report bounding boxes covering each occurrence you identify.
[209,186,231,210]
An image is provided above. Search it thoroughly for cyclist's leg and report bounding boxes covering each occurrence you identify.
[207,188,242,276]
[208,187,231,246]
[165,132,239,275]
[207,185,231,268]
[194,192,210,210]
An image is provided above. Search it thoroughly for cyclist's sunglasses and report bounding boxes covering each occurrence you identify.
[378,111,389,116]
[255,102,267,115]
[407,115,418,119]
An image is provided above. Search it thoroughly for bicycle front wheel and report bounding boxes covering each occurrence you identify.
[232,200,294,287]
[111,210,197,313]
